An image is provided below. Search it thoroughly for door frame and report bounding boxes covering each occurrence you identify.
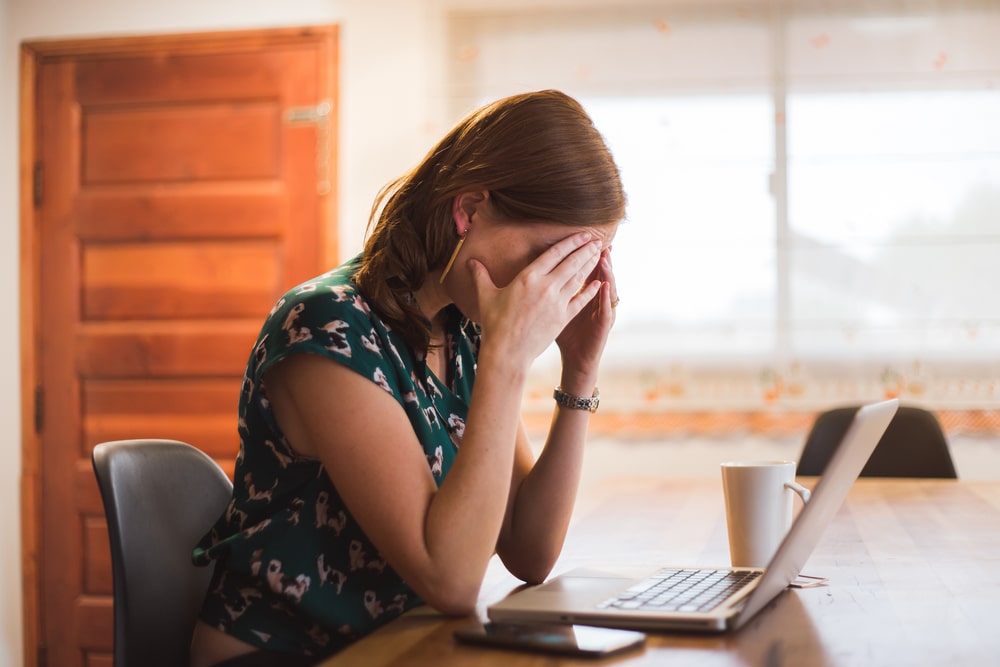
[19,25,338,666]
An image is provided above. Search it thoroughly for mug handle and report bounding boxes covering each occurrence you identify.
[784,481,811,504]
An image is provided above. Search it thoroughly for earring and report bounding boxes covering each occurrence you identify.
[439,234,467,284]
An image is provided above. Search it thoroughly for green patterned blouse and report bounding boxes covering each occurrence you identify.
[193,255,479,658]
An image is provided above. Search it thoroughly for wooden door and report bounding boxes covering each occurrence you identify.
[24,26,337,667]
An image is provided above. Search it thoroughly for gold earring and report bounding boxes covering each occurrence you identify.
[439,234,467,284]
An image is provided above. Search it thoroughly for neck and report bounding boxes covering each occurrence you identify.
[413,270,452,342]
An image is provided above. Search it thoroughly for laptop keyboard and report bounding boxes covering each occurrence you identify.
[597,568,762,613]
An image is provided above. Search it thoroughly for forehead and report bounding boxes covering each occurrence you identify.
[532,220,619,250]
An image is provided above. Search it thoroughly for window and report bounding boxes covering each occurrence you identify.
[448,2,1000,410]
[584,94,776,363]
[787,90,1000,361]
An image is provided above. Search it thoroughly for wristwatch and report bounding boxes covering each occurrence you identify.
[552,386,600,413]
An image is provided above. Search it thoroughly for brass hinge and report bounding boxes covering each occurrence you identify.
[33,161,43,208]
[34,385,44,434]
[285,101,332,196]
[285,100,331,124]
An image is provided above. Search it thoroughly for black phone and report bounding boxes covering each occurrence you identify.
[453,621,646,658]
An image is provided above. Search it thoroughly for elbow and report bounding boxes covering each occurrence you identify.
[432,595,478,617]
[512,562,553,587]
[418,576,481,617]
[501,550,557,587]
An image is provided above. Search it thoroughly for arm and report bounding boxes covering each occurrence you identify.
[496,250,617,583]
[495,410,590,584]
[266,233,604,615]
[265,344,525,615]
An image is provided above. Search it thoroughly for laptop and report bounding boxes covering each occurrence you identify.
[488,398,899,632]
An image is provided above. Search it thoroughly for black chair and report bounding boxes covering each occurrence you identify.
[797,405,957,478]
[92,439,232,667]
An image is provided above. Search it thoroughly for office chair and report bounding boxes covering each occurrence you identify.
[797,406,958,478]
[92,439,233,667]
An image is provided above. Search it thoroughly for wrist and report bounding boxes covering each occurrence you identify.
[477,340,530,388]
[553,385,600,414]
[558,368,599,398]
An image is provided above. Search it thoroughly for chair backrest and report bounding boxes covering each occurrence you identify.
[92,439,232,667]
[797,406,958,478]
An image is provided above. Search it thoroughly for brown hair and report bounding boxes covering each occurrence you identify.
[354,89,626,352]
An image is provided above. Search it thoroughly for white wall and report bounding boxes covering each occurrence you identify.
[2,1,449,664]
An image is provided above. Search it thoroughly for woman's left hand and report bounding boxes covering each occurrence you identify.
[555,248,617,384]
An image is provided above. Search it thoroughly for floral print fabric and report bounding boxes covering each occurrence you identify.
[193,255,479,657]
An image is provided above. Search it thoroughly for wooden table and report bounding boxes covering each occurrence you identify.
[320,478,1000,666]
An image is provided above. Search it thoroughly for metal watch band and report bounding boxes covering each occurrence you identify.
[552,386,600,413]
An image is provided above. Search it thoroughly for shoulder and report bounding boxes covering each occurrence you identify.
[249,259,393,376]
[268,261,381,346]
[273,261,372,328]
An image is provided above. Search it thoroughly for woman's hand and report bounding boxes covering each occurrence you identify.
[555,248,617,384]
[469,232,604,371]
[492,248,616,583]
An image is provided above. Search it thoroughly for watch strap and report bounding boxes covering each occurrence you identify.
[552,386,600,413]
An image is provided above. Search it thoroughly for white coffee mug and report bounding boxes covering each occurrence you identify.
[720,460,811,568]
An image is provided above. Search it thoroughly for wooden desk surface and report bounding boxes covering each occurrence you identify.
[320,478,1000,666]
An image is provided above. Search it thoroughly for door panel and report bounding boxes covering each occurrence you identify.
[83,378,241,468]
[81,241,280,319]
[83,102,280,183]
[31,27,337,667]
[76,186,286,239]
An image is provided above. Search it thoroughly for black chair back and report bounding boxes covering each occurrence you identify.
[797,406,957,478]
[92,439,232,667]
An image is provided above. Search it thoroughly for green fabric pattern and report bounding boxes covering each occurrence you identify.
[193,255,479,657]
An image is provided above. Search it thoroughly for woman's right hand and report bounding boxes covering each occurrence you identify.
[467,231,604,368]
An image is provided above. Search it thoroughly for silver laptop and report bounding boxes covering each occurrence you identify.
[488,398,899,632]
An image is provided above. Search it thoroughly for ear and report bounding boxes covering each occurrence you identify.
[451,190,489,236]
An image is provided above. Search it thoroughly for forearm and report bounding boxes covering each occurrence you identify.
[422,345,528,604]
[412,230,608,604]
[501,372,597,582]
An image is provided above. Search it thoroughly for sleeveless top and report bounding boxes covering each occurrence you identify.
[193,255,480,657]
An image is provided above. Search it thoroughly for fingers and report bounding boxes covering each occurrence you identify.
[532,232,602,277]
[519,234,606,328]
[467,258,500,318]
[570,250,615,318]
[598,250,618,309]
[540,236,604,303]
[467,257,494,290]
[475,233,608,339]
[568,278,604,315]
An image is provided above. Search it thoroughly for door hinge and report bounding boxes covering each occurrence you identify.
[34,385,44,434]
[33,161,44,208]
[37,644,47,667]
[285,100,331,124]
[285,101,332,196]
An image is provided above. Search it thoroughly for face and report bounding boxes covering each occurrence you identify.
[443,205,618,322]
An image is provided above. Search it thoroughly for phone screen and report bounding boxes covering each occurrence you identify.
[454,621,646,657]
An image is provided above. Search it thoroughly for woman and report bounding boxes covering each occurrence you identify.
[190,89,625,666]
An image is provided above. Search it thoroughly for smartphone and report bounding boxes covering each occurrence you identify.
[453,621,646,658]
